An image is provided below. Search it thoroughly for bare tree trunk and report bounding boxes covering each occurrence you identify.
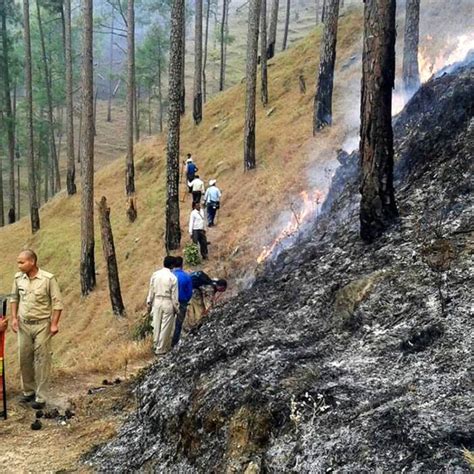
[267,0,279,58]
[36,0,60,194]
[98,197,125,317]
[402,0,420,94]
[180,13,186,114]
[148,87,152,135]
[193,0,203,124]
[203,0,211,102]
[77,107,82,164]
[80,0,96,295]
[315,0,320,24]
[244,0,261,171]
[282,0,290,50]
[107,10,114,122]
[64,0,76,195]
[360,0,398,243]
[157,41,164,133]
[165,0,184,251]
[23,0,40,233]
[135,86,140,141]
[260,0,268,105]
[219,0,228,91]
[321,0,327,22]
[126,0,137,222]
[1,0,16,223]
[313,0,339,133]
[0,132,4,226]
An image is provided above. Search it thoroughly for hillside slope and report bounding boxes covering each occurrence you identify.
[0,8,364,388]
[90,59,474,472]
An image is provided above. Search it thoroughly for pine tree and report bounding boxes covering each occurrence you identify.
[402,0,420,93]
[193,0,203,124]
[360,0,398,242]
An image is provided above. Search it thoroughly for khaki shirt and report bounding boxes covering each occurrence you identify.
[10,269,64,321]
[146,268,179,313]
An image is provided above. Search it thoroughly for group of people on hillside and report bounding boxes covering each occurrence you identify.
[146,255,227,355]
[185,154,222,260]
[0,249,227,410]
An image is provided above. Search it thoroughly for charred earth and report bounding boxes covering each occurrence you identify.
[89,61,473,472]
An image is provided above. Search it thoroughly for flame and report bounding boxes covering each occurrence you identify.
[257,189,324,264]
[419,33,474,83]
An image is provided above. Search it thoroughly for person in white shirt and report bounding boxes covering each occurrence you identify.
[188,175,205,205]
[189,202,208,259]
[204,179,222,227]
[146,256,179,355]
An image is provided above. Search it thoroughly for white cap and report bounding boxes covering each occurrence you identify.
[209,179,216,186]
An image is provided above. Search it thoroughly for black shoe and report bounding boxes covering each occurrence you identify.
[31,401,46,410]
[19,394,35,404]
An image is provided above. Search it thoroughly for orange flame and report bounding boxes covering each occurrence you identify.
[257,189,324,264]
[419,33,474,83]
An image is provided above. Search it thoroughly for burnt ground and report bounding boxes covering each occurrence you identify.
[89,62,474,472]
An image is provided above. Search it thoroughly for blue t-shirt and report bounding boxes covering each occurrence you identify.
[173,269,193,304]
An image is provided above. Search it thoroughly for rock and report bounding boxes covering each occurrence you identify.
[31,420,42,431]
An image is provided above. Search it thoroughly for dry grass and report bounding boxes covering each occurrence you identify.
[0,0,469,390]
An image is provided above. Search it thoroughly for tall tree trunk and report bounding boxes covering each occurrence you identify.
[80,0,96,295]
[219,0,228,91]
[202,0,210,102]
[243,0,261,171]
[313,0,339,133]
[180,13,186,114]
[107,10,114,122]
[267,0,279,58]
[260,0,268,105]
[135,86,140,141]
[193,0,203,124]
[126,0,137,222]
[157,41,164,133]
[36,0,60,194]
[321,0,327,22]
[64,0,76,195]
[1,0,16,223]
[23,0,40,233]
[165,0,184,251]
[282,0,290,50]
[0,132,4,226]
[315,0,320,24]
[359,0,398,243]
[98,197,125,317]
[402,0,420,93]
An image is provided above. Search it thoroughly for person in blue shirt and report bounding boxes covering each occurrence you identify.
[185,155,198,193]
[203,179,222,227]
[171,256,193,346]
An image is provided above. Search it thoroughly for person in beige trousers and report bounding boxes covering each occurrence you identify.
[146,256,179,356]
[10,250,63,409]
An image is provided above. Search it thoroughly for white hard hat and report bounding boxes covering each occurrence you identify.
[186,158,193,163]
[209,179,216,186]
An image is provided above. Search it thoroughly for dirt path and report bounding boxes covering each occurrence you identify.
[0,361,150,472]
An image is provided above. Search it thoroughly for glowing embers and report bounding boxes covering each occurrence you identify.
[257,190,324,264]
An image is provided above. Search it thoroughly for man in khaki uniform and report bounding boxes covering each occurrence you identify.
[146,256,179,356]
[10,250,63,409]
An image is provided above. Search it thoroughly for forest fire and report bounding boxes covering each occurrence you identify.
[418,33,474,83]
[257,190,324,264]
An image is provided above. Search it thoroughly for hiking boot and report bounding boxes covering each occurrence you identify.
[31,401,46,410]
[19,393,35,404]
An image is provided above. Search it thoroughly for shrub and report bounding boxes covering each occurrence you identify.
[184,243,201,266]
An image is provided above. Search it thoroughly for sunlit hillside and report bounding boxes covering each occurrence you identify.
[0,0,471,394]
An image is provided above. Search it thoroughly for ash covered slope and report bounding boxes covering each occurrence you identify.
[90,63,473,472]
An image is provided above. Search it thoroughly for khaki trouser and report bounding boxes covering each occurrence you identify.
[185,288,214,330]
[18,319,51,403]
[152,299,176,355]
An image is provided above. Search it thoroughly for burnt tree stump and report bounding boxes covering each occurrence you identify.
[98,196,126,316]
